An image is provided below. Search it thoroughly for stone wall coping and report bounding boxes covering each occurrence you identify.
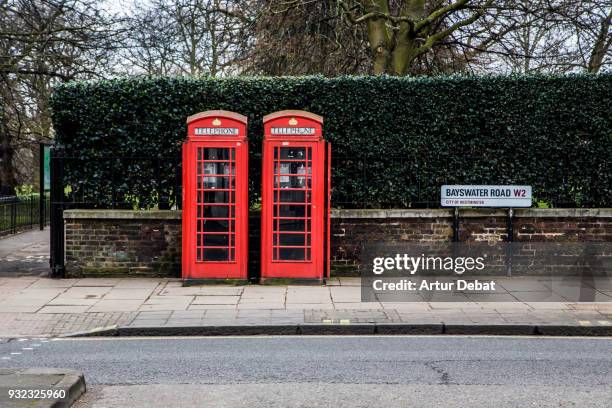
[331,208,612,219]
[63,209,182,220]
[63,208,612,220]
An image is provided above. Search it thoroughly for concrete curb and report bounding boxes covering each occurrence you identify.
[0,368,86,408]
[62,323,612,337]
[51,369,86,408]
[61,325,119,338]
[535,325,612,336]
[443,324,536,336]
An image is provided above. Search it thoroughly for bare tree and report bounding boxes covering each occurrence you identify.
[452,0,611,73]
[243,1,610,76]
[569,1,611,73]
[336,0,494,75]
[243,0,371,76]
[122,2,178,76]
[125,0,252,76]
[0,0,121,195]
[245,0,497,76]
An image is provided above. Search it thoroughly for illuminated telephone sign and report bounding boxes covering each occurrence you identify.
[182,110,249,281]
[261,110,331,282]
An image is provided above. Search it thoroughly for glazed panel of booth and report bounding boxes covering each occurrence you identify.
[195,146,236,263]
[261,140,325,280]
[183,139,248,280]
[272,146,313,262]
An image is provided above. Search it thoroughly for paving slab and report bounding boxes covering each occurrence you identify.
[38,306,92,314]
[236,302,286,310]
[193,296,239,305]
[171,311,207,318]
[27,279,77,289]
[239,296,286,304]
[47,298,100,306]
[102,288,154,300]
[188,304,237,310]
[160,286,243,296]
[138,304,190,312]
[241,287,286,299]
[144,296,194,304]
[285,303,335,310]
[329,286,362,303]
[10,288,64,299]
[88,300,144,312]
[0,305,43,313]
[60,287,111,299]
[73,278,121,287]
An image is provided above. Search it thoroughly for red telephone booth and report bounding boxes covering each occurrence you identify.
[182,110,249,281]
[261,110,331,282]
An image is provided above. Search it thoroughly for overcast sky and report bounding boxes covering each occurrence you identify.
[103,0,148,16]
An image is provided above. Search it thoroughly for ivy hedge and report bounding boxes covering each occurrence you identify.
[50,74,611,208]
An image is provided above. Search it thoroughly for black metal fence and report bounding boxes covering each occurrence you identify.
[49,152,183,276]
[48,150,599,276]
[0,195,50,236]
[331,156,583,209]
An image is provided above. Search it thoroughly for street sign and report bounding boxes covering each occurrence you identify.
[441,185,532,207]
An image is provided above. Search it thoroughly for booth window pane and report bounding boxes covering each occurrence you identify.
[196,146,236,262]
[203,176,232,189]
[279,190,306,203]
[279,148,306,160]
[202,162,235,176]
[203,219,229,232]
[272,146,312,262]
[275,234,306,246]
[203,191,230,203]
[279,248,306,261]
[203,248,229,261]
[276,219,305,232]
[203,206,230,218]
[203,234,230,246]
[204,148,231,160]
[274,205,306,218]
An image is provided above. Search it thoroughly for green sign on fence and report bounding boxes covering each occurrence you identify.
[43,145,50,191]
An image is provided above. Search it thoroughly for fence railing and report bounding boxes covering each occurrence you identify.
[0,195,50,236]
[47,150,606,276]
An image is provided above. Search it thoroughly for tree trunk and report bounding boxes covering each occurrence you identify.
[391,37,418,75]
[587,9,612,74]
[0,128,17,196]
[391,0,425,76]
[363,0,392,74]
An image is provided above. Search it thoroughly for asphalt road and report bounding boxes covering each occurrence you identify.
[1,335,611,407]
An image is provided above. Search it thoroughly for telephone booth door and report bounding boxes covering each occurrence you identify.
[182,111,248,281]
[261,110,331,282]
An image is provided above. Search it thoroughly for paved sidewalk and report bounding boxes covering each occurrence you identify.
[0,277,611,338]
[0,229,50,277]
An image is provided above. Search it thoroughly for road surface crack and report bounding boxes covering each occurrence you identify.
[424,361,453,385]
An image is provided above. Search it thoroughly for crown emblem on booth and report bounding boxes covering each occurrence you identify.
[212,118,222,126]
[288,117,298,125]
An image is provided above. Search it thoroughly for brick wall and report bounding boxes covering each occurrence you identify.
[331,209,612,275]
[63,208,611,278]
[64,211,181,277]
